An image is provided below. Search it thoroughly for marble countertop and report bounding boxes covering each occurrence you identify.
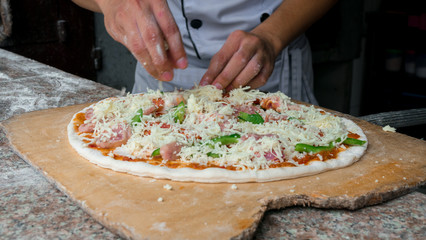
[0,49,424,239]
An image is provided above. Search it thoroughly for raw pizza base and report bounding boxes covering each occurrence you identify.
[67,110,367,183]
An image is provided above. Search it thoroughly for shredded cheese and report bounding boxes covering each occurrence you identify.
[383,125,396,132]
[84,86,352,170]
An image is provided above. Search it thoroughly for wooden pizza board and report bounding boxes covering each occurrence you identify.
[2,104,425,240]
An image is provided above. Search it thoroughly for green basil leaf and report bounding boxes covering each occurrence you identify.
[151,148,161,157]
[343,137,366,146]
[173,101,185,124]
[295,142,334,153]
[131,108,144,124]
[238,111,264,124]
[211,133,241,145]
[207,152,221,158]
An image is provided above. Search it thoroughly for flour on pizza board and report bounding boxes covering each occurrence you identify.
[67,86,368,183]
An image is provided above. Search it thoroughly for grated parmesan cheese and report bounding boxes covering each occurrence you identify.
[383,125,396,132]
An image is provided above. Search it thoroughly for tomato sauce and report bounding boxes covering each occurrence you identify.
[73,112,86,131]
[348,132,360,139]
[112,153,241,170]
[293,147,344,165]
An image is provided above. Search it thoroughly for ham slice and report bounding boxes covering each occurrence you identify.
[143,106,157,115]
[265,113,288,123]
[164,94,184,109]
[78,108,95,133]
[234,104,261,115]
[95,124,132,149]
[260,96,282,112]
[78,122,95,133]
[261,96,301,113]
[160,141,182,161]
[264,151,280,161]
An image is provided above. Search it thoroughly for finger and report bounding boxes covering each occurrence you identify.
[246,66,272,90]
[128,34,161,79]
[211,46,255,90]
[119,19,161,79]
[200,31,245,86]
[136,6,173,81]
[104,3,160,79]
[130,39,162,79]
[107,1,138,44]
[111,2,171,81]
[104,17,125,43]
[199,51,231,88]
[151,1,187,69]
[224,56,263,92]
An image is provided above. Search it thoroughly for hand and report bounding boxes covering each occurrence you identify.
[95,0,187,81]
[199,30,277,92]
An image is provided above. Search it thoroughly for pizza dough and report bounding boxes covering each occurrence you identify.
[67,86,368,183]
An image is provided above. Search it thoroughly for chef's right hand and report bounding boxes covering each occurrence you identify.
[95,0,187,81]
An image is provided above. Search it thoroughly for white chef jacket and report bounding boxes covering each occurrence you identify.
[132,0,318,104]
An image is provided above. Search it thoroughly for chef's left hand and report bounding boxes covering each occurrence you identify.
[199,29,278,92]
